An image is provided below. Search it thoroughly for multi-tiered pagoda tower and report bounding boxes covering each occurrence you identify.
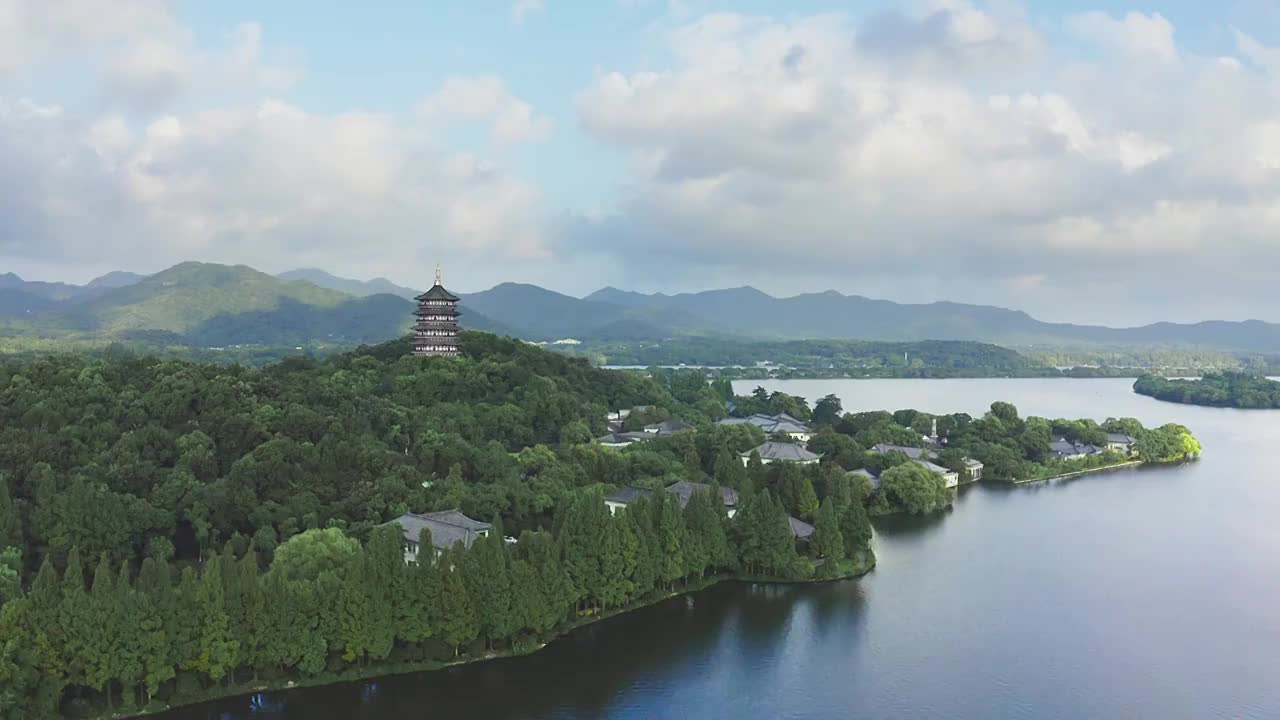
[413,265,461,357]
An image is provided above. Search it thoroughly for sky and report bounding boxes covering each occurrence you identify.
[1,0,1278,326]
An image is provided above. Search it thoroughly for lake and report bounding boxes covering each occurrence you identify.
[158,378,1280,720]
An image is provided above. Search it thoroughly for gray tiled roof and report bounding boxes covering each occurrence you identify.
[1106,433,1136,444]
[605,486,654,504]
[645,419,695,434]
[848,468,881,491]
[915,459,955,475]
[665,481,738,509]
[596,431,651,444]
[870,444,933,460]
[1050,439,1104,457]
[716,413,812,435]
[741,441,822,462]
[788,516,815,539]
[389,510,491,551]
[415,284,460,302]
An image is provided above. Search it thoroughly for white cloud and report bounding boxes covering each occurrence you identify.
[1066,11,1178,64]
[570,9,1280,323]
[0,95,548,274]
[0,4,550,284]
[1234,28,1280,76]
[419,74,552,144]
[0,0,176,74]
[103,38,190,108]
[511,0,544,25]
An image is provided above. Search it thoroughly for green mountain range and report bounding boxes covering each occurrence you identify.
[5,262,1280,354]
[0,263,507,347]
[276,268,420,299]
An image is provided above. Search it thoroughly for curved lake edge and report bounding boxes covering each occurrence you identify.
[120,554,877,720]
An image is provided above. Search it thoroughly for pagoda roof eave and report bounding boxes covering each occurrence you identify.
[415,285,460,302]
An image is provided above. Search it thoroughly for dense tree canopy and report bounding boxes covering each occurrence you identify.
[1134,372,1280,409]
[0,333,882,717]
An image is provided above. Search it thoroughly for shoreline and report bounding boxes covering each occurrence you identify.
[117,552,876,719]
[1010,460,1144,485]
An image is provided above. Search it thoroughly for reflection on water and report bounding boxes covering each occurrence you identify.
[160,379,1280,720]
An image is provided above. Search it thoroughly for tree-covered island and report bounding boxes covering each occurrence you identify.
[1134,371,1280,409]
[0,334,1200,718]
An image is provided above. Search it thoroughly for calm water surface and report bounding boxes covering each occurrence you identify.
[161,379,1280,720]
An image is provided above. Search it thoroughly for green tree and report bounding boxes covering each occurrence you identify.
[778,464,819,520]
[813,394,843,425]
[653,494,687,591]
[85,553,122,708]
[270,527,360,582]
[811,498,845,564]
[437,547,478,656]
[0,548,19,606]
[839,498,874,558]
[463,522,516,649]
[337,551,375,665]
[713,448,748,491]
[0,481,20,551]
[881,463,949,515]
[684,486,732,576]
[189,556,239,686]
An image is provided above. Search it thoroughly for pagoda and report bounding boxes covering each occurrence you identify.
[413,265,461,357]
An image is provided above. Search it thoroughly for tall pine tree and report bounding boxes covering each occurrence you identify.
[812,498,846,567]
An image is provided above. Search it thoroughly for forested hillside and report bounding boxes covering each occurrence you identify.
[0,333,876,717]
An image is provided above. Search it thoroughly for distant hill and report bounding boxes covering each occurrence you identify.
[572,287,1280,352]
[277,268,420,299]
[8,262,1280,353]
[188,293,516,346]
[41,262,353,335]
[458,283,720,341]
[85,271,145,289]
[583,286,657,308]
[0,272,85,301]
[0,262,519,348]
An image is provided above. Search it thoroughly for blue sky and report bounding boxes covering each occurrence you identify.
[1,1,1279,324]
[175,0,1276,213]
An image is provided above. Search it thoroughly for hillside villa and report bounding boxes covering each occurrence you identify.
[604,481,740,518]
[716,413,814,442]
[869,443,983,484]
[644,419,695,434]
[1106,433,1137,454]
[595,431,652,449]
[387,509,492,563]
[740,441,822,466]
[596,417,696,449]
[1049,438,1104,461]
[605,481,815,539]
[605,406,654,433]
[850,460,959,490]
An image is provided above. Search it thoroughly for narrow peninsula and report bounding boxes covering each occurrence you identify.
[1134,372,1280,409]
